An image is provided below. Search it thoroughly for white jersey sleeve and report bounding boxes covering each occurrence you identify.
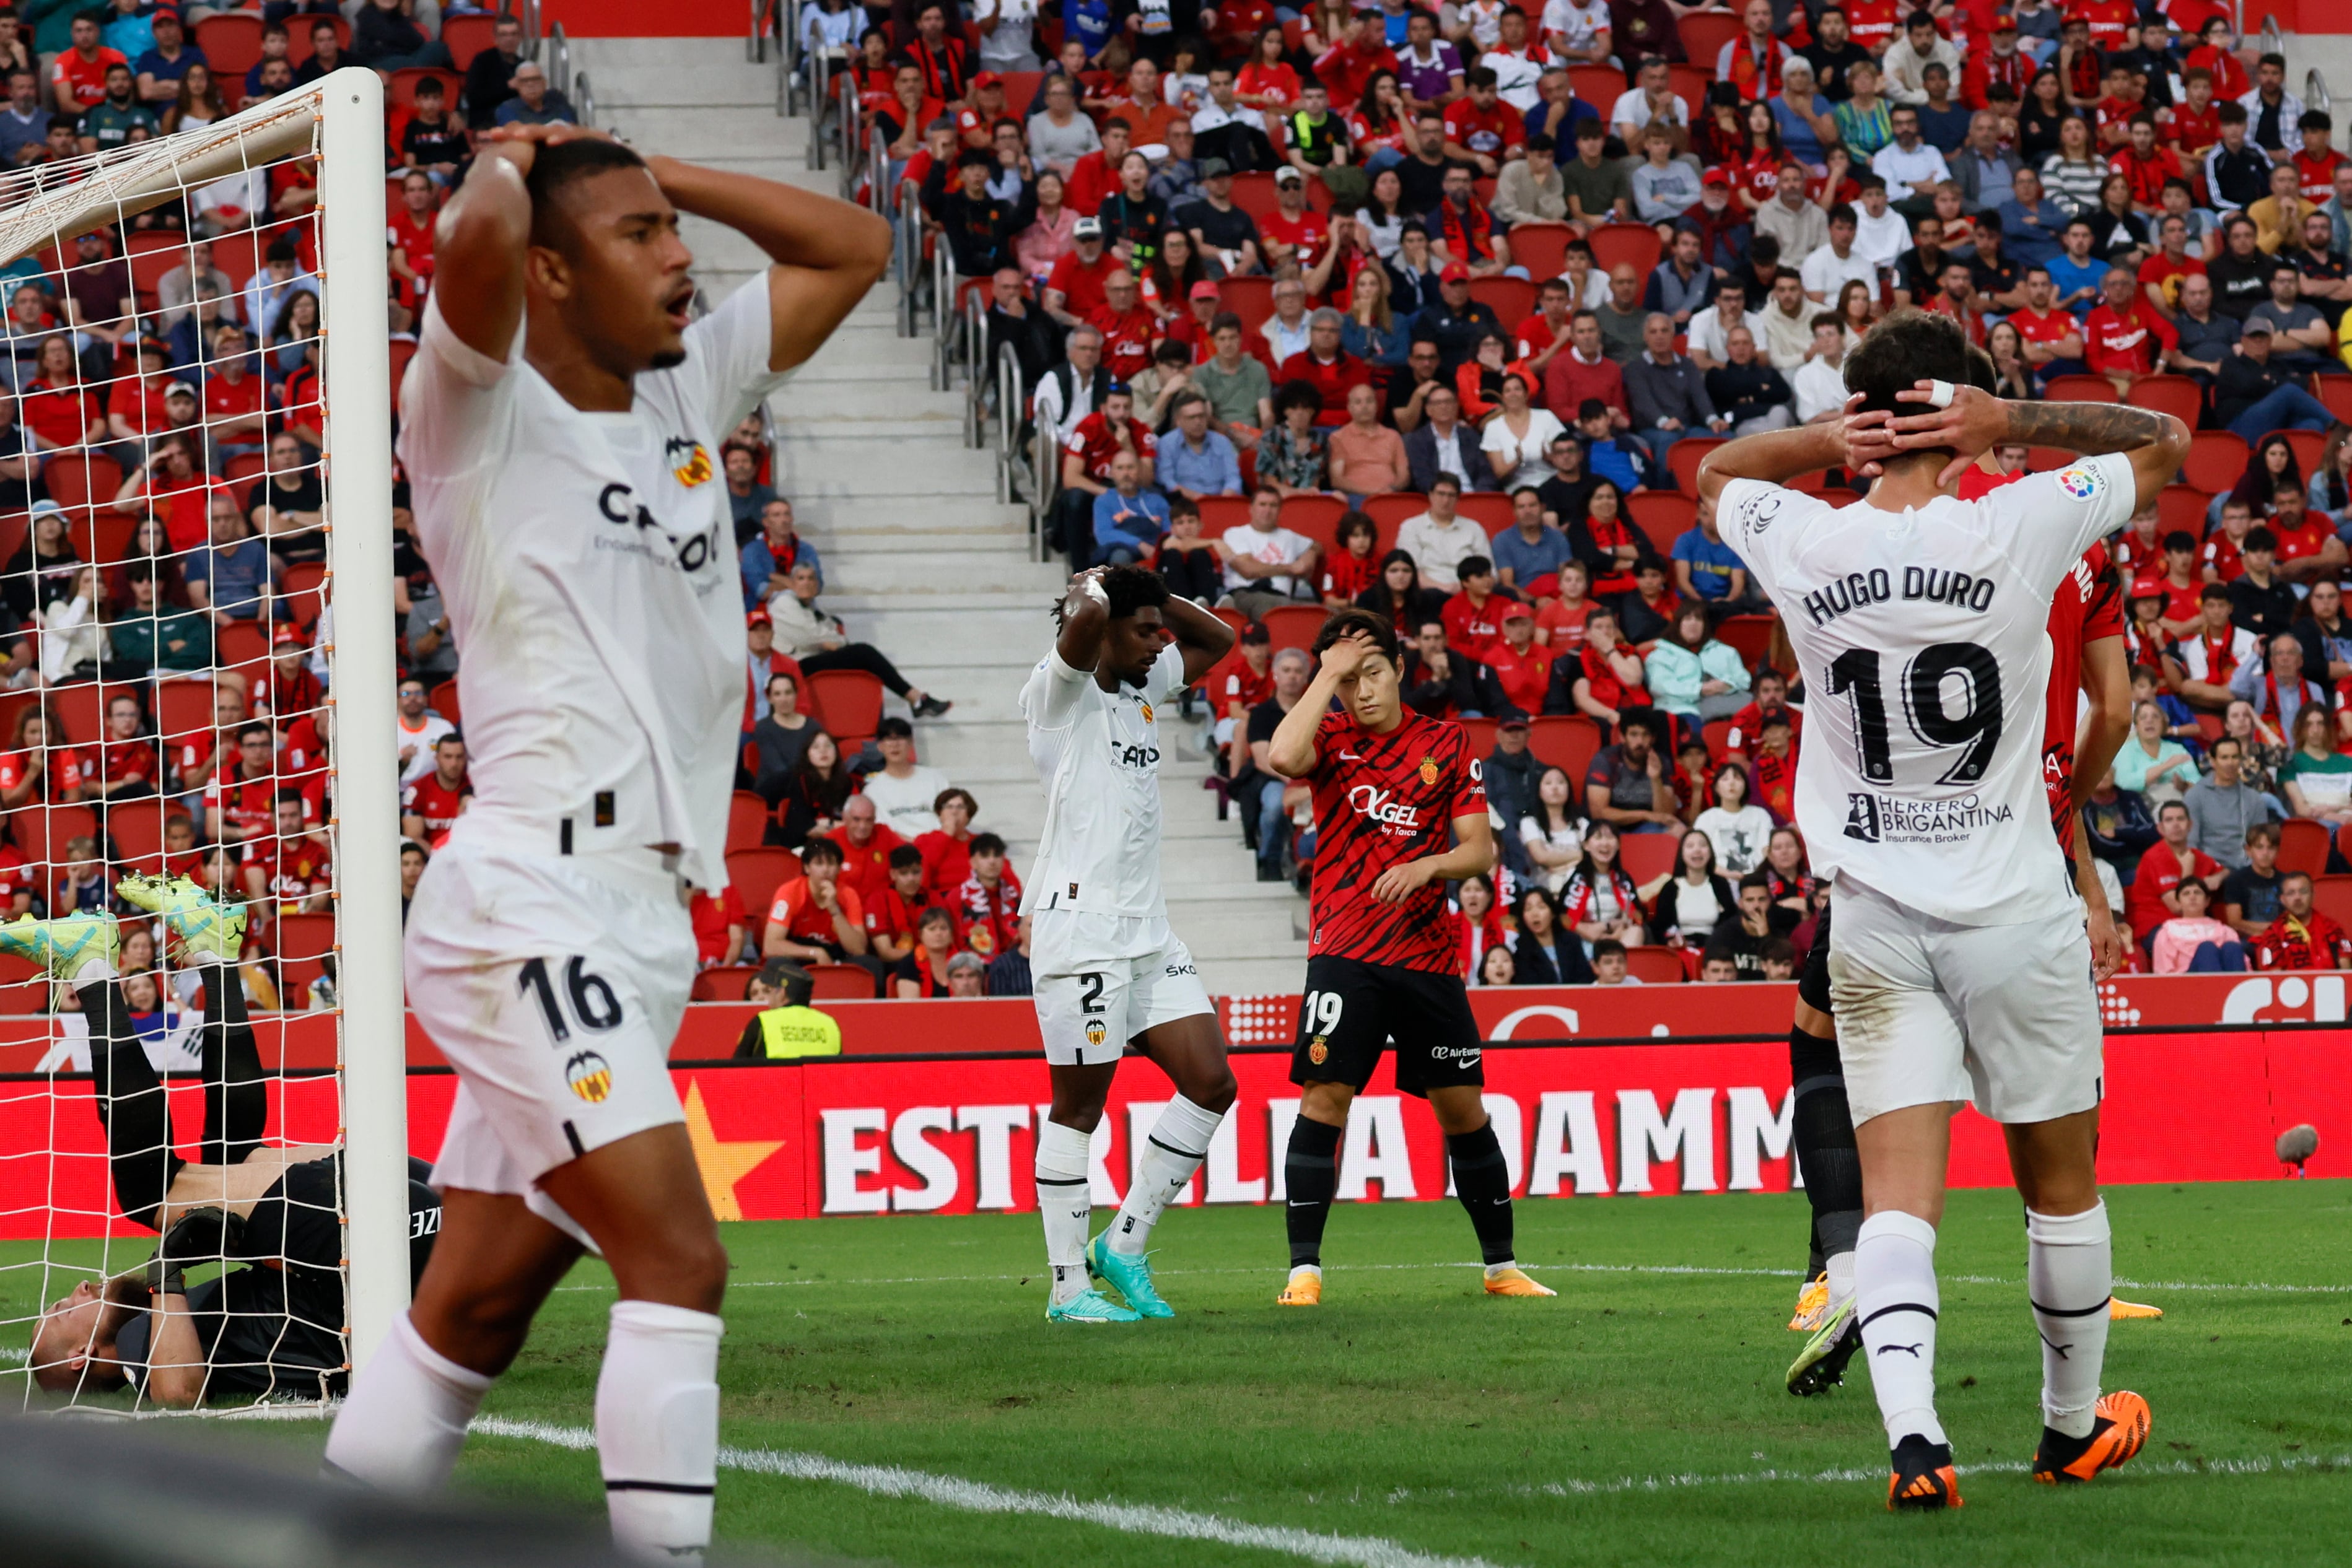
[1717,477,1834,604]
[1978,453,2138,595]
[1020,647,1095,732]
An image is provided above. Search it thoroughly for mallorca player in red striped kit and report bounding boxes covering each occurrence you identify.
[1261,608,1554,1307]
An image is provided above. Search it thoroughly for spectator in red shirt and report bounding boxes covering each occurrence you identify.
[1043,215,1117,328]
[916,786,979,905]
[87,690,160,801]
[241,790,333,921]
[1086,267,1159,382]
[1313,12,1400,113]
[689,884,748,969]
[387,170,440,310]
[201,323,269,466]
[763,835,874,970]
[1440,555,1510,662]
[203,720,278,847]
[951,831,1021,957]
[2127,798,2226,945]
[2108,113,2182,213]
[1485,601,1553,715]
[2081,264,2177,391]
[2292,111,2346,202]
[825,793,904,907]
[19,334,102,454]
[1441,64,1524,176]
[2169,67,2221,157]
[1062,120,1129,219]
[400,732,471,848]
[1258,165,1331,278]
[0,703,81,808]
[2253,871,2352,970]
[1207,618,1274,752]
[861,845,931,965]
[1274,308,1371,420]
[49,14,125,115]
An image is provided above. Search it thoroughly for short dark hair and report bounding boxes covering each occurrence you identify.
[1310,606,1400,667]
[1739,871,1773,892]
[1592,937,1627,960]
[2245,526,2278,554]
[888,844,924,870]
[1842,307,1969,419]
[525,137,653,256]
[801,837,845,868]
[2163,529,2197,552]
[969,831,1007,856]
[876,716,914,740]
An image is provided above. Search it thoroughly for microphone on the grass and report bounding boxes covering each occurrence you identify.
[2276,1123,2319,1178]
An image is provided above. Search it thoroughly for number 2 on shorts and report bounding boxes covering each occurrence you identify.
[518,955,625,1042]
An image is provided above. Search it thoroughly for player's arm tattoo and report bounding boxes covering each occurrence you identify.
[2001,401,2172,456]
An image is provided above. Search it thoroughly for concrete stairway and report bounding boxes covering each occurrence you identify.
[574,38,1309,995]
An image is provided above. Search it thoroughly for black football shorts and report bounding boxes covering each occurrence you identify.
[1290,954,1485,1097]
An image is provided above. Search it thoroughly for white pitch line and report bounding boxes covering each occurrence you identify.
[550,1259,2352,1296]
[470,1416,1502,1568]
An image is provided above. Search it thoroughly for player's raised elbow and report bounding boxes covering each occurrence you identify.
[841,204,894,287]
[1692,445,1734,508]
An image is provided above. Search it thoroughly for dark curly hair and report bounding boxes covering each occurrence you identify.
[1051,563,1169,627]
[1842,305,1970,419]
[1310,605,1400,666]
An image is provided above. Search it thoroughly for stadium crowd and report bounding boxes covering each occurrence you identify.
[823,0,2352,995]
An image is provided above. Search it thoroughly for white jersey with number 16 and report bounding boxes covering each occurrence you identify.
[1718,451,2135,927]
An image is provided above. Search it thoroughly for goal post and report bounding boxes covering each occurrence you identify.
[0,66,404,1402]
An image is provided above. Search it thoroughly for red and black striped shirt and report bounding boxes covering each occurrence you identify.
[1303,709,1485,973]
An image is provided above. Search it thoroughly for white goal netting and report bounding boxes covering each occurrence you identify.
[0,69,401,1413]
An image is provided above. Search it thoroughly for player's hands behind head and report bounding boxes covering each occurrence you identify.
[1885,380,2008,488]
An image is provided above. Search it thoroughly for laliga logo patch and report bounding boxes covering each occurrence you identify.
[1084,1019,1108,1048]
[666,437,714,488]
[2057,466,2104,502]
[1417,756,1440,787]
[565,1050,613,1104]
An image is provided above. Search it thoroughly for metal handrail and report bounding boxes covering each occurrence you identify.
[806,48,831,167]
[963,285,990,446]
[894,198,921,337]
[1033,422,1060,560]
[2310,70,2337,149]
[575,70,596,131]
[778,0,798,111]
[994,341,1022,505]
[518,0,539,57]
[548,21,569,101]
[932,243,955,386]
[2258,14,2281,58]
[750,0,764,61]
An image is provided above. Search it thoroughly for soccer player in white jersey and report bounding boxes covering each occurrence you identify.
[320,126,887,1561]
[1019,565,1238,1323]
[1696,308,2190,1510]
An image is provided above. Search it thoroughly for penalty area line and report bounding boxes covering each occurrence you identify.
[469,1415,1503,1568]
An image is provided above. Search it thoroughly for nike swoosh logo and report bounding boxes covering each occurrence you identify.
[1287,1200,1321,1208]
[1339,751,1360,760]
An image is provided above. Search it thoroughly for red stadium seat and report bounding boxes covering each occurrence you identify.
[107,800,186,876]
[1624,490,1695,556]
[427,677,460,725]
[387,67,462,111]
[287,14,350,60]
[1230,171,1282,225]
[1566,65,1625,110]
[2156,485,2211,538]
[807,962,879,1000]
[154,678,216,739]
[1197,495,1253,536]
[125,230,185,295]
[1456,492,1515,536]
[2180,430,2249,494]
[1666,65,1712,117]
[803,669,883,738]
[1615,829,1680,884]
[2128,375,2203,428]
[440,14,500,70]
[1700,718,1733,759]
[1469,276,1535,324]
[217,620,269,677]
[995,71,1044,111]
[1455,716,1498,759]
[48,682,142,746]
[14,803,98,871]
[2267,427,2325,476]
[195,14,263,74]
[1361,491,1425,542]
[2310,874,2352,934]
[1676,11,1743,64]
[1666,436,1723,495]
[1259,603,1327,654]
[269,910,336,994]
[728,791,772,854]
[1714,614,1777,668]
[2042,374,2119,404]
[1622,945,1687,984]
[1506,221,1572,281]
[1525,713,1599,778]
[2024,446,2074,472]
[2319,377,2352,428]
[40,455,119,513]
[729,848,803,928]
[2276,817,2331,879]
[2337,822,2352,874]
[1585,223,1660,279]
[1277,493,1347,551]
[1215,276,1275,336]
[691,965,763,1003]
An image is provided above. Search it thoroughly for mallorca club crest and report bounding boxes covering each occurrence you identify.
[565,1050,613,1104]
[2056,465,2104,502]
[1308,1035,1328,1065]
[1417,756,1440,788]
[666,437,714,488]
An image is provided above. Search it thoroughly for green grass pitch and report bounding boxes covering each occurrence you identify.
[12,1180,2352,1564]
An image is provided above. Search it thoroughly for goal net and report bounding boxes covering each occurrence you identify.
[0,68,401,1412]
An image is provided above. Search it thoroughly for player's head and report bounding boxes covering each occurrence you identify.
[30,1278,131,1395]
[1843,307,1970,471]
[522,137,694,377]
[1311,607,1404,731]
[1059,564,1172,687]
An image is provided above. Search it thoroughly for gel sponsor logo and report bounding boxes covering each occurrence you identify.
[1347,784,1422,828]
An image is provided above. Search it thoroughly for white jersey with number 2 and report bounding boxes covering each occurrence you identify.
[1018,640,1185,921]
[1718,452,2135,926]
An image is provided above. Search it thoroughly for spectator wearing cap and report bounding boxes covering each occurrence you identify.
[741,609,806,728]
[1158,391,1242,500]
[2213,316,2335,442]
[862,716,955,837]
[1176,157,1265,275]
[1043,214,1117,329]
[955,71,1013,151]
[1092,448,1171,565]
[1417,261,1506,375]
[1162,277,1225,360]
[767,560,951,716]
[732,960,844,1059]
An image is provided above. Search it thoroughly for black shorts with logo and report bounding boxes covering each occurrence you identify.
[1289,954,1485,1097]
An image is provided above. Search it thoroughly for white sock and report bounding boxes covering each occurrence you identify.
[1108,1095,1225,1257]
[598,1300,723,1564]
[1035,1119,1093,1305]
[1825,1248,1856,1310]
[1855,1210,1946,1449]
[2027,1202,2112,1440]
[320,1310,491,1491]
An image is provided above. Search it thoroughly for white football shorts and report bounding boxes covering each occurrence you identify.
[407,838,696,1248]
[1031,908,1213,1066]
[1825,878,2102,1128]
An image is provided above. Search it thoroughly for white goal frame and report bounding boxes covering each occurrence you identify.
[0,68,405,1379]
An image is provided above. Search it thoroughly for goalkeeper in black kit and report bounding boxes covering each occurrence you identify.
[26,878,439,1406]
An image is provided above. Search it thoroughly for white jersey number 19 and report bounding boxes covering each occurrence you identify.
[1826,642,2003,788]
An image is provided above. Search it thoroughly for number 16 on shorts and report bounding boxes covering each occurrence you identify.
[518,954,627,1103]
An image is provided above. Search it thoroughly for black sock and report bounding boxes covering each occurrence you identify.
[1446,1122,1515,1267]
[1789,1025,1863,1266]
[197,963,264,1165]
[83,977,179,1230]
[1806,1216,1826,1280]
[1283,1116,1342,1268]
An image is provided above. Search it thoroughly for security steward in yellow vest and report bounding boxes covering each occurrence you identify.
[731,960,843,1059]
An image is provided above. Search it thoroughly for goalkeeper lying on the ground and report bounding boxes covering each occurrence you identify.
[27,876,439,1406]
